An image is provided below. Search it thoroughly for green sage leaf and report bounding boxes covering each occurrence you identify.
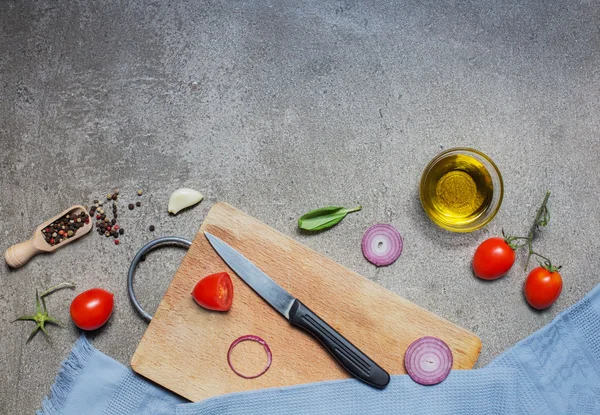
[298,205,362,231]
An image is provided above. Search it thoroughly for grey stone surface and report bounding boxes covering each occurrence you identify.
[1,0,599,413]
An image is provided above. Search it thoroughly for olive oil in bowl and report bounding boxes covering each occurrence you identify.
[420,149,503,232]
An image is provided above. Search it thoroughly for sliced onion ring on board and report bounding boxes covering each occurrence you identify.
[227,335,272,379]
[404,336,453,385]
[361,224,403,266]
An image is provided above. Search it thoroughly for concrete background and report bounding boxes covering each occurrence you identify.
[1,0,599,413]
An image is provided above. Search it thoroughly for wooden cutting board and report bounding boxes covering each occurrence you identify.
[131,202,481,401]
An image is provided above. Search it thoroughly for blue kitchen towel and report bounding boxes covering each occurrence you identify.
[38,283,600,415]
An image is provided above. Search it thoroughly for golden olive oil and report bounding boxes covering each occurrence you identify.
[421,154,494,228]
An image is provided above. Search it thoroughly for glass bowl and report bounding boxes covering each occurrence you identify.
[419,148,503,232]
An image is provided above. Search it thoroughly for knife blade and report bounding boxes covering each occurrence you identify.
[205,231,390,389]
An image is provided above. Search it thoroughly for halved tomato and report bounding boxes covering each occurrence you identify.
[191,272,234,311]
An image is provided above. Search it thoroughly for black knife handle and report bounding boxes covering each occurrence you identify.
[288,299,390,389]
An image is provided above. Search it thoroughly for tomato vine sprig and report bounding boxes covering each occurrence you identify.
[13,282,75,343]
[503,191,561,272]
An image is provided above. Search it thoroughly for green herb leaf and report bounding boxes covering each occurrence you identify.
[298,206,362,231]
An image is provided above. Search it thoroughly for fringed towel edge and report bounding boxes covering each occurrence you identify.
[36,336,95,415]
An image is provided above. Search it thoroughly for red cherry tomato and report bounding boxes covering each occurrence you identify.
[524,266,562,310]
[472,237,516,280]
[192,272,234,311]
[70,288,114,330]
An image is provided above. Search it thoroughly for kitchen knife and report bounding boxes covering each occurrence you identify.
[205,231,390,389]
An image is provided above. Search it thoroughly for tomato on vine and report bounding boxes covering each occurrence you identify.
[471,192,564,309]
[472,237,516,280]
[524,265,562,310]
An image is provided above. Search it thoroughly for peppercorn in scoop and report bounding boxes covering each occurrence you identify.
[41,211,90,246]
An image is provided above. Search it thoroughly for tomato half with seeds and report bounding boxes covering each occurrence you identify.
[472,237,516,280]
[192,272,234,311]
[70,288,114,331]
[524,266,562,310]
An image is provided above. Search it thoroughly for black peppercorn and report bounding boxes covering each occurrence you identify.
[119,228,124,235]
[136,201,141,207]
[128,204,134,210]
[149,225,155,232]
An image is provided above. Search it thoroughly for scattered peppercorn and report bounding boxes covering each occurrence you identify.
[114,240,120,245]
[137,189,143,196]
[128,204,134,210]
[93,199,99,204]
[90,189,129,244]
[136,201,141,207]
[149,225,155,232]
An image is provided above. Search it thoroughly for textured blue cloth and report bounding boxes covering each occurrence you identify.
[38,284,600,415]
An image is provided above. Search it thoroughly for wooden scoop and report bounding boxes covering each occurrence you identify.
[5,205,93,268]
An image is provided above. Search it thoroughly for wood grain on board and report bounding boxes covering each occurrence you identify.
[131,202,481,401]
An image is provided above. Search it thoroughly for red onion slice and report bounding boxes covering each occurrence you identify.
[227,335,272,379]
[361,224,403,266]
[404,336,453,385]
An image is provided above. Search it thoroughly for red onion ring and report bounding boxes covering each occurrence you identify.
[361,224,403,266]
[404,336,453,385]
[227,335,272,379]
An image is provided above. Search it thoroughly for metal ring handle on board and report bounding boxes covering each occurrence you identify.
[127,236,192,322]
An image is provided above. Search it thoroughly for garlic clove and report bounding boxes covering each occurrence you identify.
[168,188,204,215]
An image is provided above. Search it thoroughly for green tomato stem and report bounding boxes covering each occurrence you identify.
[503,192,560,271]
[40,282,76,298]
[13,282,76,344]
[524,191,551,270]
